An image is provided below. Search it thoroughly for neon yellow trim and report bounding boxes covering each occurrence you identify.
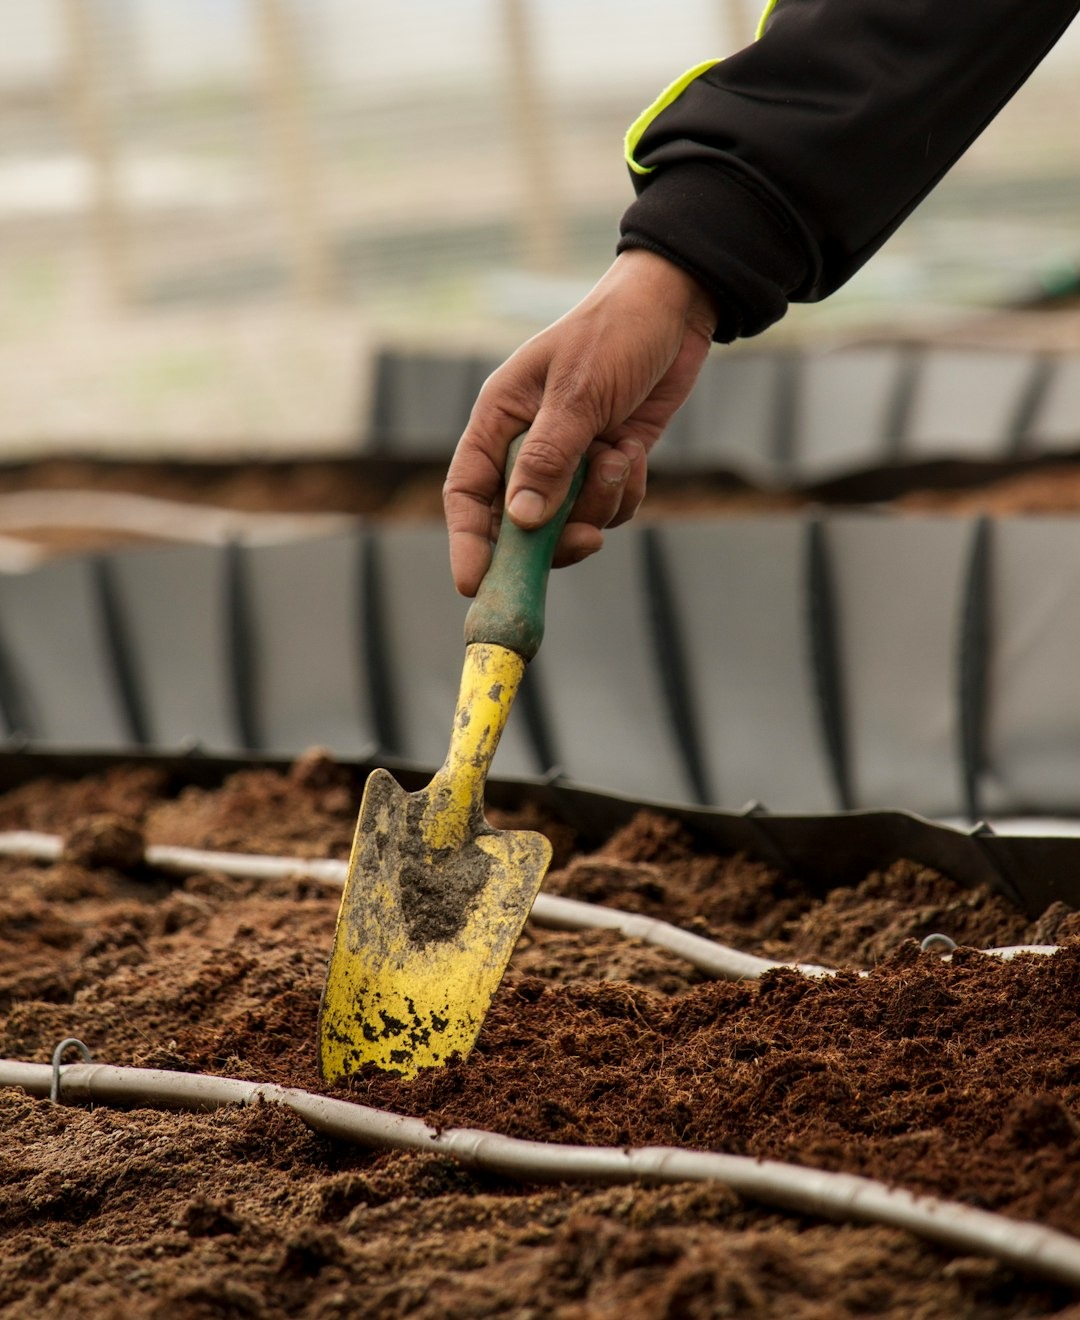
[755,0,779,40]
[624,5,780,176]
[624,59,721,176]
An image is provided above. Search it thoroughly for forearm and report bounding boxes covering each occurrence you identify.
[619,0,1080,341]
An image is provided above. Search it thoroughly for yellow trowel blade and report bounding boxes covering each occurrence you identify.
[319,433,585,1083]
[319,767,551,1080]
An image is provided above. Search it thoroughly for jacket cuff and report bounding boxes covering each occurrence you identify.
[616,159,813,343]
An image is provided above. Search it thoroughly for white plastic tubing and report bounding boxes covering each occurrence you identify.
[0,491,357,570]
[1,830,1076,1283]
[1,1056,1079,1289]
[0,831,1057,977]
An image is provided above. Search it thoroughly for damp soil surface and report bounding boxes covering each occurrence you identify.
[0,753,1078,1318]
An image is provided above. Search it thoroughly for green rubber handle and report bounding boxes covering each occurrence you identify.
[463,435,587,660]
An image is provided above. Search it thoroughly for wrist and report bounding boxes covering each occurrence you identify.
[613,247,719,339]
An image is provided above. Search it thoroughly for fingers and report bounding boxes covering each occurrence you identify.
[446,381,653,595]
[446,433,648,595]
[501,396,651,533]
[547,437,648,571]
[445,495,496,600]
[446,349,601,595]
[444,249,715,596]
[504,421,597,531]
[569,438,647,533]
[551,520,605,570]
[605,437,649,528]
[444,351,539,596]
[444,432,501,598]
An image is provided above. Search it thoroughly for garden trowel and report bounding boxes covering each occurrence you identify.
[319,437,585,1081]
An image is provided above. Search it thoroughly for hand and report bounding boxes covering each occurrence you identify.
[443,248,718,596]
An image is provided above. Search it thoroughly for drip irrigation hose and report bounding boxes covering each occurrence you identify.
[0,831,1059,975]
[0,535,48,573]
[1,1055,1079,1289]
[0,490,357,551]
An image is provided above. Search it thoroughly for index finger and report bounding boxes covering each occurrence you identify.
[503,416,595,532]
[444,395,533,596]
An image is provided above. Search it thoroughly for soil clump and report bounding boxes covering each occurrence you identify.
[0,757,1077,1316]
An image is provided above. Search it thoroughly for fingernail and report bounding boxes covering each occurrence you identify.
[598,455,629,485]
[508,489,546,525]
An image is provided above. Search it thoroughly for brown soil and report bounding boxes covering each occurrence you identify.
[0,460,398,517]
[7,455,1080,563]
[0,753,1077,1318]
[893,464,1080,515]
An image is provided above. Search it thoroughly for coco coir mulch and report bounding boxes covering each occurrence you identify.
[0,753,1076,1319]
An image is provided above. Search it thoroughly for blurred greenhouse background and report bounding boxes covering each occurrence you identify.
[0,0,1078,457]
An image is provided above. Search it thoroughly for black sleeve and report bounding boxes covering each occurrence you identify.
[616,0,1080,342]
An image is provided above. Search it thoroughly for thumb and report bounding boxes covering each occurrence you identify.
[505,426,592,530]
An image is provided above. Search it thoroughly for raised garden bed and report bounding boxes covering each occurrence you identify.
[8,451,1080,551]
[10,455,1080,819]
[0,751,1077,1317]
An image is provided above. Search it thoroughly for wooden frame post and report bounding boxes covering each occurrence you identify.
[60,0,132,305]
[252,0,332,303]
[500,0,565,275]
